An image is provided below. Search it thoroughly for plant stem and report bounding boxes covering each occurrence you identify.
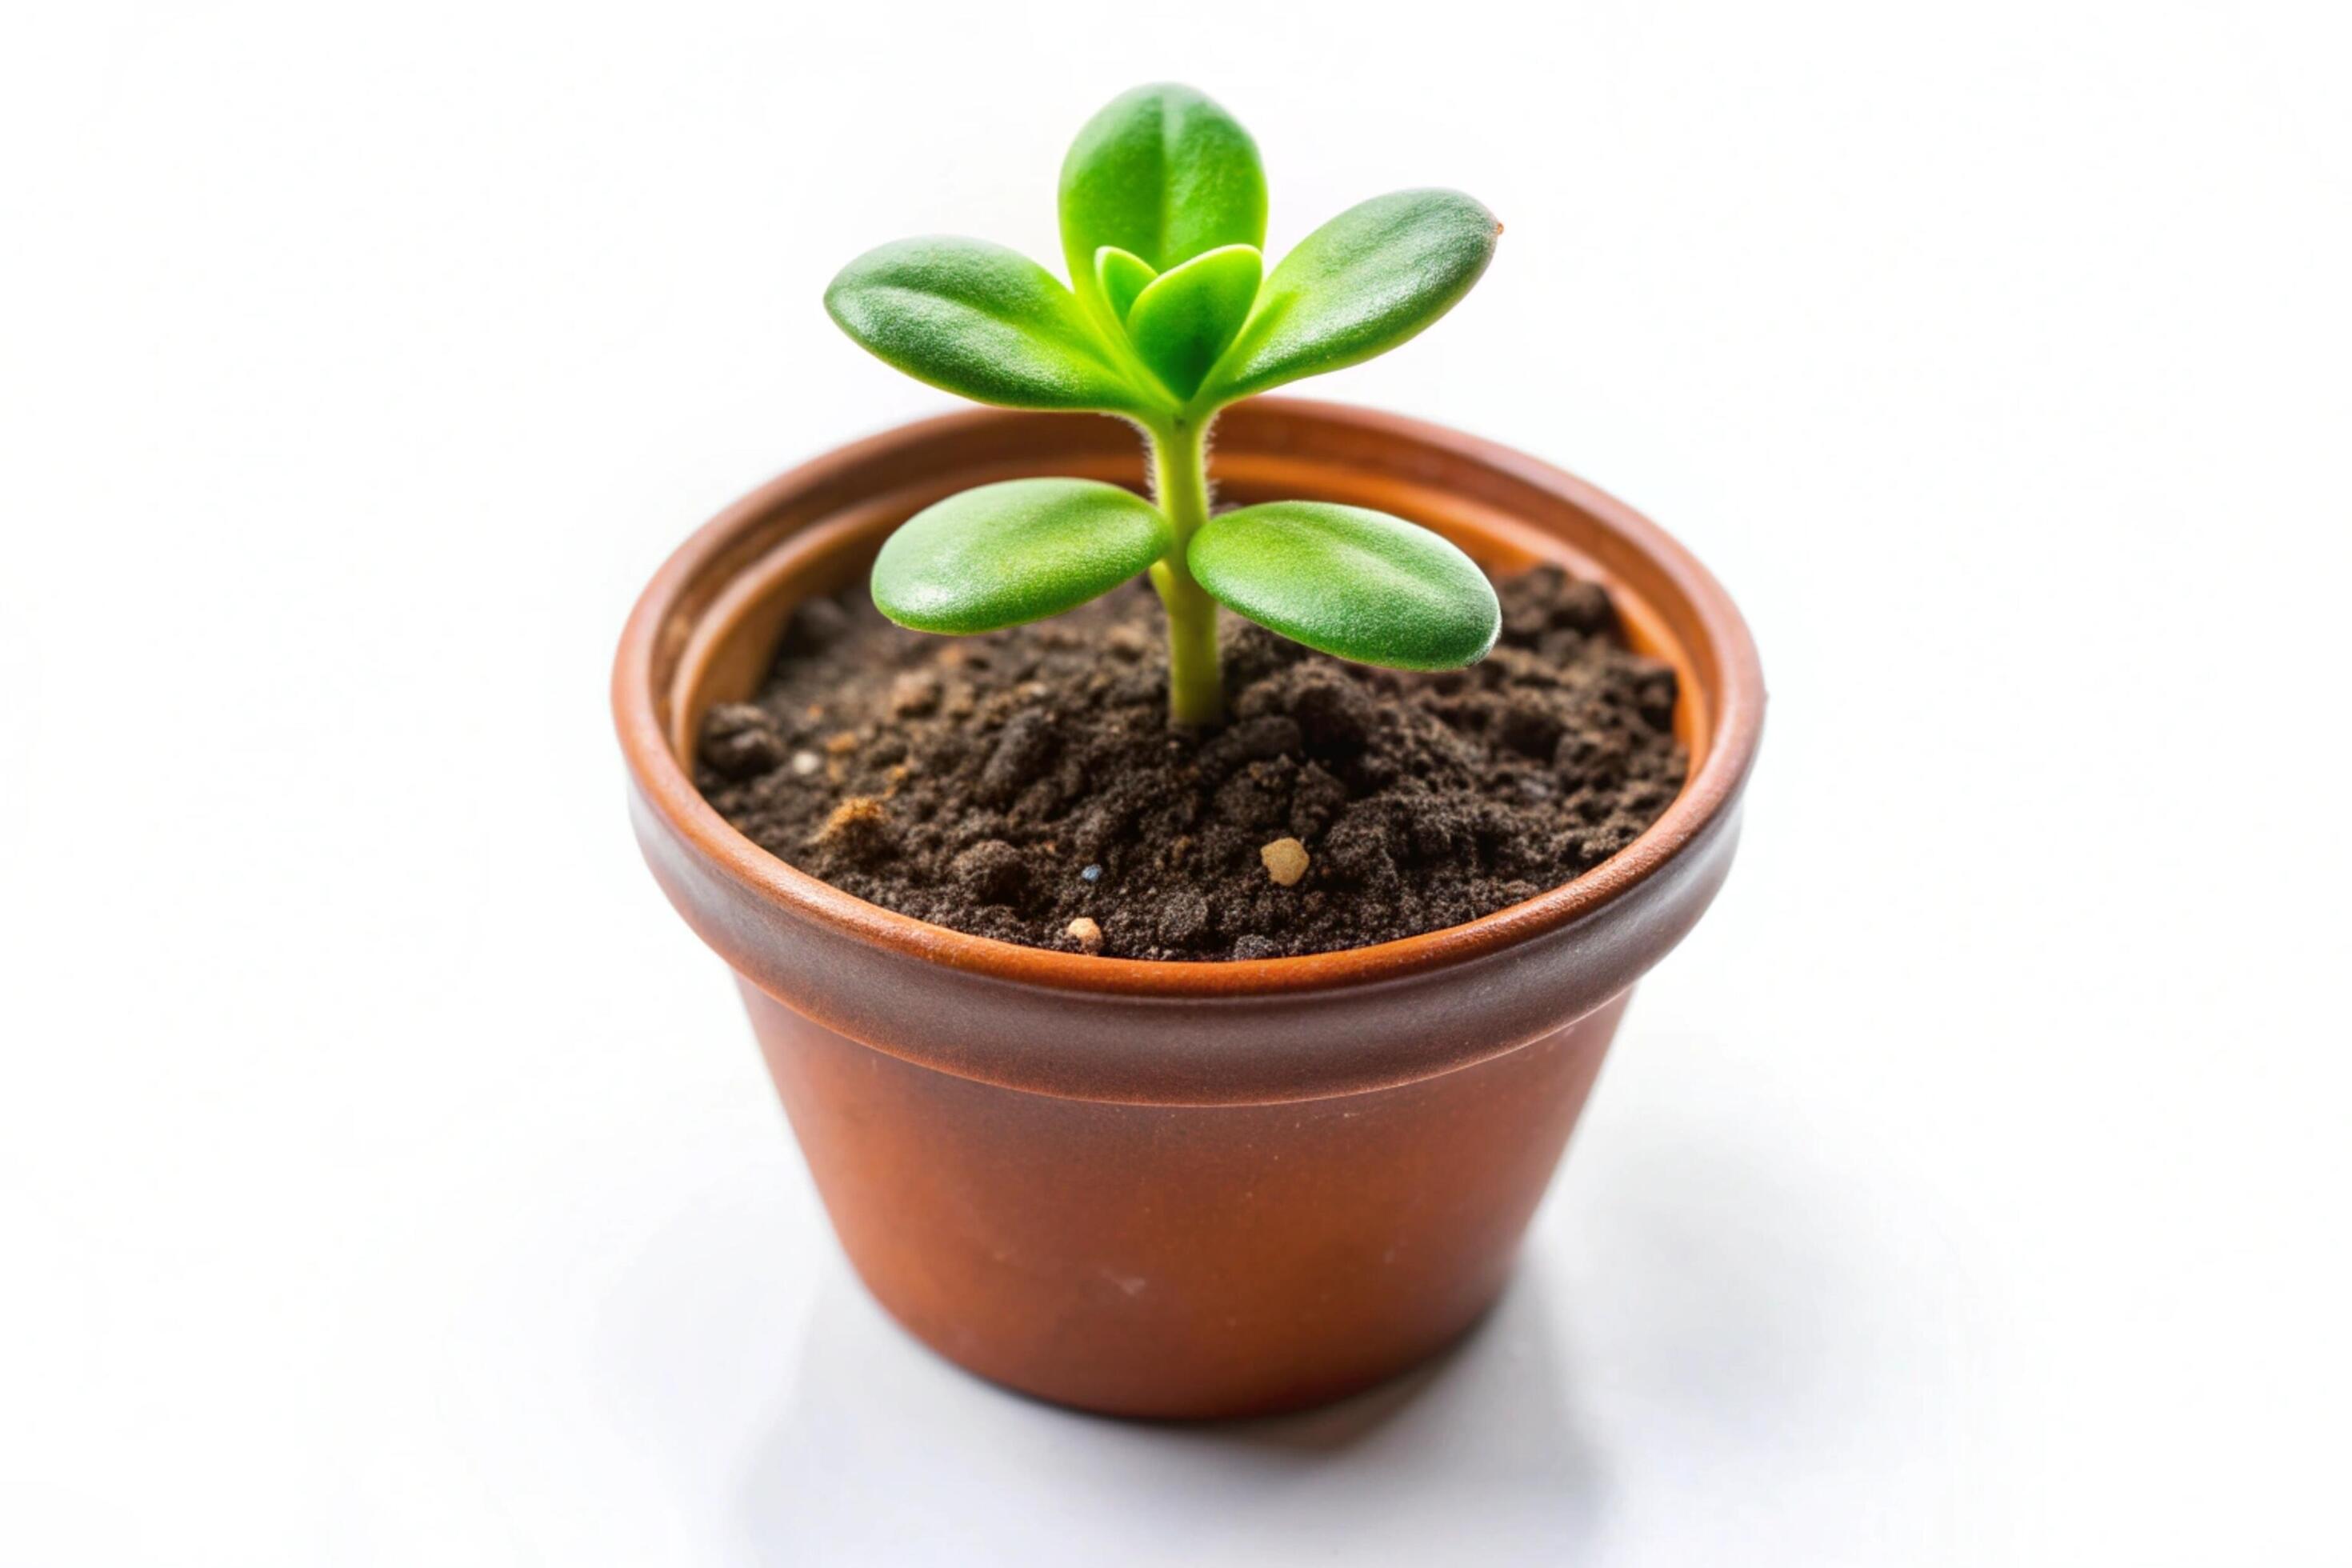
[1146,415,1222,726]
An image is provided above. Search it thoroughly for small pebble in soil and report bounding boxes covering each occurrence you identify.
[1066,916,1103,953]
[1080,863,1102,883]
[1259,837,1310,887]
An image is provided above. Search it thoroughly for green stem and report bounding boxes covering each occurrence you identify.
[1146,416,1222,726]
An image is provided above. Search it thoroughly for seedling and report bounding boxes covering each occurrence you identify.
[826,83,1503,725]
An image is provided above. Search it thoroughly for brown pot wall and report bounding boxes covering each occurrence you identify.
[614,398,1764,1418]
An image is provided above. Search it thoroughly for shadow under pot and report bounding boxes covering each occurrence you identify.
[613,397,1765,1419]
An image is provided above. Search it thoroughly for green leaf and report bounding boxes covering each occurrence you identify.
[1060,84,1266,321]
[1187,501,1500,670]
[871,478,1174,634]
[1094,246,1158,322]
[1122,244,1262,399]
[1202,190,1499,402]
[825,237,1151,413]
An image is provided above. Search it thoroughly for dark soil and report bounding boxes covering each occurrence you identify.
[696,566,1687,962]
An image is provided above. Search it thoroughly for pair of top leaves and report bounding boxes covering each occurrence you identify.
[825,83,1504,672]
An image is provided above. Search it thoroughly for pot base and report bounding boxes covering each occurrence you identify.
[743,981,1628,1420]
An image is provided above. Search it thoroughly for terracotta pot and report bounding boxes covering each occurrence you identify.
[614,398,1764,1419]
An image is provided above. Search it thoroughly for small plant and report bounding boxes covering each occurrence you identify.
[825,83,1503,725]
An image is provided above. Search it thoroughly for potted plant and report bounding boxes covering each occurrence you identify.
[615,84,1764,1418]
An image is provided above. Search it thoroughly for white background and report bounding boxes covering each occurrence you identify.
[6,2,2348,1562]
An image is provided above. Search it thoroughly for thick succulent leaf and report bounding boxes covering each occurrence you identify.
[1094,245,1158,322]
[871,478,1174,634]
[1188,501,1500,670]
[1060,84,1266,318]
[825,237,1148,413]
[1203,190,1499,402]
[1122,244,1262,399]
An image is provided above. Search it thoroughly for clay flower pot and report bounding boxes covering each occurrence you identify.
[614,398,1764,1419]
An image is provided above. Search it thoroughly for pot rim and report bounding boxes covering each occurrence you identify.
[614,397,1764,998]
